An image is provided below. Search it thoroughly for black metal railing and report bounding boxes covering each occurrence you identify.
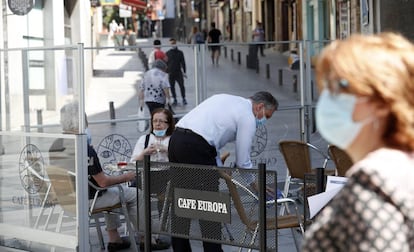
[137,157,278,251]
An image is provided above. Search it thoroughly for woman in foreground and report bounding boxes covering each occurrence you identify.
[303,32,414,251]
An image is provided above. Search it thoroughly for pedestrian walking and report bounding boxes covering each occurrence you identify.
[252,21,265,57]
[109,20,118,46]
[148,39,168,69]
[168,91,278,252]
[303,32,414,251]
[188,26,204,44]
[166,38,187,106]
[138,59,172,113]
[207,22,222,66]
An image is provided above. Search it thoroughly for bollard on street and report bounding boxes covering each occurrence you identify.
[279,69,283,86]
[293,75,298,93]
[109,101,116,125]
[36,109,43,133]
[266,64,270,79]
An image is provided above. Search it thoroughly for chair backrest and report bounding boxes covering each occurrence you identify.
[328,145,353,177]
[219,171,302,233]
[46,165,77,215]
[220,151,230,164]
[219,171,256,230]
[279,140,328,180]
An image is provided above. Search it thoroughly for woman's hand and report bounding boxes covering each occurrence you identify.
[145,144,158,155]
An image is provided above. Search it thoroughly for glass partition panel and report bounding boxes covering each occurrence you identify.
[0,44,88,251]
[3,46,83,134]
[0,133,78,251]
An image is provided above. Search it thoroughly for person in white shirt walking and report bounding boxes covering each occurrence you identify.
[138,59,172,113]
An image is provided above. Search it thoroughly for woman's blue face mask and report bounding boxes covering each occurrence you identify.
[153,129,167,137]
[316,89,372,149]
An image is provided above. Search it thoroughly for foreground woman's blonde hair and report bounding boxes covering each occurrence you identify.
[316,32,414,151]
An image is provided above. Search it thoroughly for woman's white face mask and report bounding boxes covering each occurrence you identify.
[316,89,372,150]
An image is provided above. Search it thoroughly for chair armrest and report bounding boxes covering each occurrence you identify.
[27,165,50,182]
[67,170,126,214]
[68,170,124,191]
[277,198,296,204]
[307,142,331,168]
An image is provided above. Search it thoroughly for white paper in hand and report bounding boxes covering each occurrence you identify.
[308,187,342,219]
[137,107,148,132]
[307,176,348,219]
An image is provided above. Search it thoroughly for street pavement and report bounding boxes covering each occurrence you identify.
[84,37,333,252]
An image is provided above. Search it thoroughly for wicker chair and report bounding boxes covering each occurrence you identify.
[220,171,304,252]
[278,140,331,196]
[328,145,354,177]
[46,165,137,251]
[278,140,334,218]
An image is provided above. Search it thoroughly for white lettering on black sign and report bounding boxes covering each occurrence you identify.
[175,188,231,223]
[177,198,197,209]
[177,197,228,214]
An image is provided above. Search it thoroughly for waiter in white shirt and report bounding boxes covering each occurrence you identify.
[168,91,278,252]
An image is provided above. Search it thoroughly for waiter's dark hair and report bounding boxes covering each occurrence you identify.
[250,91,278,110]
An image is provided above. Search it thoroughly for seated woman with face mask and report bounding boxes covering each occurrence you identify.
[131,108,175,163]
[130,108,175,222]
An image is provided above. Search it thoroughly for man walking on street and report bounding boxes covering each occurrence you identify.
[207,22,222,66]
[168,91,278,252]
[166,38,187,106]
[252,21,265,57]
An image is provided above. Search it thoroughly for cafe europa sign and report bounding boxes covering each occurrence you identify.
[174,188,231,223]
[8,0,34,16]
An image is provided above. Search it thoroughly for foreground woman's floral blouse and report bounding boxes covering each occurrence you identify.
[302,148,414,252]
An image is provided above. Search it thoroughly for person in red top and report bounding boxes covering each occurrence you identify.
[148,39,168,69]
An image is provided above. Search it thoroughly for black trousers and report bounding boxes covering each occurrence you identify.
[145,101,165,114]
[256,43,265,56]
[169,73,185,100]
[168,128,223,252]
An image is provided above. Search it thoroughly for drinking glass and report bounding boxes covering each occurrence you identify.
[117,155,128,169]
[155,138,163,161]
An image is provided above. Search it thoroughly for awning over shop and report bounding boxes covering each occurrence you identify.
[122,0,147,10]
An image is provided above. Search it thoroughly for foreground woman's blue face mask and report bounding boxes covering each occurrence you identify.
[316,89,370,150]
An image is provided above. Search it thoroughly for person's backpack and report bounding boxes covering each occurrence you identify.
[154,50,165,60]
[195,32,204,44]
